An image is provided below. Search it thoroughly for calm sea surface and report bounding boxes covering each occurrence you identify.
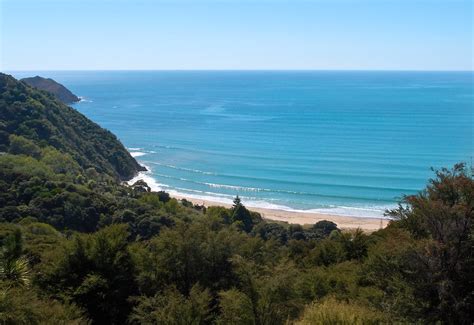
[12,71,474,217]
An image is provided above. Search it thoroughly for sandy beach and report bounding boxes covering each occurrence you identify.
[172,193,389,232]
[128,167,390,232]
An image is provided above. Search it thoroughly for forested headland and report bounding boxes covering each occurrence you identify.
[20,76,80,104]
[0,73,472,324]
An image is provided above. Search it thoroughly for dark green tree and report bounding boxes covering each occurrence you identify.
[387,163,474,323]
[231,196,254,232]
[40,225,137,324]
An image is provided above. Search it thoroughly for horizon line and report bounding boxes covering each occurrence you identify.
[3,68,473,73]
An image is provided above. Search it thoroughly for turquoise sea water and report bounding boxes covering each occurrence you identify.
[12,71,474,217]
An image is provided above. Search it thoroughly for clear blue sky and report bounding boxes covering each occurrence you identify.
[1,0,472,70]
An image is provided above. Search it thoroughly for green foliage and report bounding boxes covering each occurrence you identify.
[361,227,423,320]
[0,257,30,287]
[1,229,23,262]
[0,283,87,325]
[40,225,137,323]
[0,161,471,324]
[0,73,143,180]
[138,192,164,208]
[296,297,387,325]
[385,163,474,323]
[0,149,189,233]
[206,206,231,224]
[129,284,211,324]
[0,229,31,287]
[306,237,346,266]
[8,134,41,158]
[232,196,255,232]
[131,221,251,296]
[295,261,377,304]
[216,289,255,325]
[252,222,288,244]
[332,228,369,260]
[307,220,339,239]
[40,146,82,175]
[231,256,303,325]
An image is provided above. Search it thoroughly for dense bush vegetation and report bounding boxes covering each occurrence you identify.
[0,73,472,324]
[0,73,144,180]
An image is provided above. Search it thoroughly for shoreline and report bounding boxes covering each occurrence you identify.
[128,163,390,232]
[172,193,389,231]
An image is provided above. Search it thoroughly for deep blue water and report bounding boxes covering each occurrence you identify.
[11,71,474,217]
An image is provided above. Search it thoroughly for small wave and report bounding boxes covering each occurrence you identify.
[205,182,269,192]
[172,186,236,199]
[150,172,397,203]
[152,144,178,150]
[306,205,393,219]
[200,103,273,122]
[128,169,392,218]
[151,173,276,193]
[127,170,235,206]
[146,162,216,175]
[240,200,298,211]
[147,143,446,171]
[143,160,425,187]
[181,190,390,219]
[127,169,169,191]
[128,148,157,158]
[201,103,226,115]
[234,200,392,219]
[78,97,93,103]
[130,152,147,157]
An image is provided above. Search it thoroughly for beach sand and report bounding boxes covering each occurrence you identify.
[172,194,389,232]
[128,170,389,232]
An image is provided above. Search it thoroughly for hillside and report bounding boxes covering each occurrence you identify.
[0,73,145,180]
[21,76,80,104]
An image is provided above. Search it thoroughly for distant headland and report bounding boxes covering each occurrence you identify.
[21,75,80,104]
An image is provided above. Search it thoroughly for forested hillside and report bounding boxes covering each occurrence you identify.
[0,73,144,180]
[0,73,472,324]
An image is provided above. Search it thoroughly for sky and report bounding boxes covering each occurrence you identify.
[0,0,472,71]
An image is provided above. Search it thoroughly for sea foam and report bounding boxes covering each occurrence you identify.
[128,165,393,218]
[130,152,147,157]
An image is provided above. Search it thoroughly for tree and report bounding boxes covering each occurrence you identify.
[231,256,302,325]
[40,147,81,175]
[252,222,288,244]
[385,163,474,323]
[333,229,369,261]
[40,225,137,324]
[0,284,87,324]
[307,238,346,266]
[309,220,339,239]
[217,289,255,325]
[296,297,386,325]
[129,285,211,325]
[206,206,232,224]
[232,196,254,232]
[8,135,41,159]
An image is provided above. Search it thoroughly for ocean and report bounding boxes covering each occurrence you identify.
[11,71,474,218]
